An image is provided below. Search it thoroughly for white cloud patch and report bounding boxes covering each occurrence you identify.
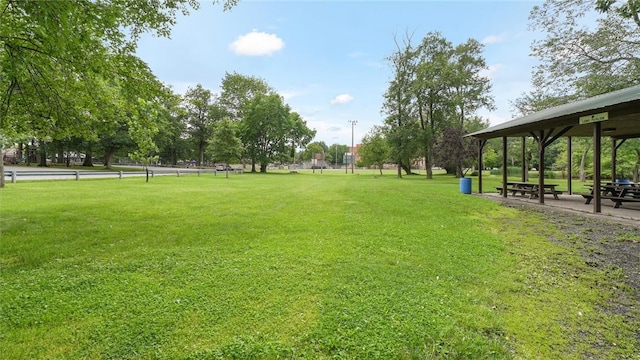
[330,93,354,104]
[480,112,511,126]
[279,90,301,101]
[167,81,200,96]
[479,64,504,81]
[481,34,506,45]
[229,30,285,56]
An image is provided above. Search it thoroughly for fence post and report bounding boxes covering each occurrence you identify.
[197,170,201,177]
[11,171,16,183]
[75,171,80,181]
[119,171,123,179]
[177,170,180,177]
[151,170,155,178]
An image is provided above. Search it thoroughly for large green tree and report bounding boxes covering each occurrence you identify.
[128,99,160,182]
[358,127,390,175]
[382,34,420,178]
[0,0,238,186]
[413,32,455,179]
[209,118,242,178]
[182,84,221,166]
[303,141,328,162]
[382,32,493,179]
[154,88,188,166]
[288,111,316,165]
[240,93,314,173]
[218,72,273,120]
[450,39,495,128]
[524,0,640,182]
[529,0,640,96]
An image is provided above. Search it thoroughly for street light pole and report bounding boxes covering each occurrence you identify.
[348,120,357,174]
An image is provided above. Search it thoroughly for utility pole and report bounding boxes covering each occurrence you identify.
[348,120,357,174]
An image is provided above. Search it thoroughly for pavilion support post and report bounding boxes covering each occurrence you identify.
[593,122,602,213]
[567,137,572,195]
[521,137,527,182]
[478,139,487,194]
[538,130,545,204]
[502,137,508,197]
[612,138,617,182]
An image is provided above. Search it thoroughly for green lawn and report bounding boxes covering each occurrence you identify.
[0,172,637,359]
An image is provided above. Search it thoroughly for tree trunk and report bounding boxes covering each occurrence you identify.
[397,161,402,178]
[579,145,590,182]
[1,154,5,188]
[56,142,64,164]
[38,143,47,167]
[104,149,114,169]
[260,163,267,173]
[18,143,24,163]
[26,142,32,166]
[169,146,177,166]
[198,145,205,167]
[401,163,412,175]
[82,150,94,167]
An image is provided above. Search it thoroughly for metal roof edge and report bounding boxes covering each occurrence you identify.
[467,85,640,138]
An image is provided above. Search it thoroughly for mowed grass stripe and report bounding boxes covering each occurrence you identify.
[0,173,637,359]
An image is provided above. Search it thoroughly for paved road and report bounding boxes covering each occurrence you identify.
[2,165,211,182]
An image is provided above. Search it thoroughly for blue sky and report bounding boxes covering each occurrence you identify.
[136,0,542,146]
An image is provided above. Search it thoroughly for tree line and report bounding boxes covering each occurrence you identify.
[0,0,317,188]
[361,0,639,181]
[359,32,494,178]
[512,0,640,182]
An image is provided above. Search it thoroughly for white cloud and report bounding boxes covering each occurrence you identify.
[330,93,354,104]
[166,81,199,96]
[279,90,301,101]
[229,30,285,56]
[479,64,504,81]
[480,112,511,126]
[481,34,507,45]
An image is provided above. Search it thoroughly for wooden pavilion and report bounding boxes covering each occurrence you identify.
[467,85,640,213]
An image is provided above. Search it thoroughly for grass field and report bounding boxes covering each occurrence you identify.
[1,171,638,359]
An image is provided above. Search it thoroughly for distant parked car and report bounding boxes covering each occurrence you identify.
[216,165,233,171]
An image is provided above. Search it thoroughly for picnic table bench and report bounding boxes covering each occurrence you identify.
[496,182,562,200]
[581,183,640,208]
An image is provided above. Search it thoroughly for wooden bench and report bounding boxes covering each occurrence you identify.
[496,186,545,198]
[496,186,535,194]
[543,190,563,200]
[602,195,640,208]
[579,193,594,204]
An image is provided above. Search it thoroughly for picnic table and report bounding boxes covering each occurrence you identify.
[496,181,562,200]
[581,182,640,208]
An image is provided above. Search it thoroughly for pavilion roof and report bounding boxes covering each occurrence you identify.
[467,85,640,140]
